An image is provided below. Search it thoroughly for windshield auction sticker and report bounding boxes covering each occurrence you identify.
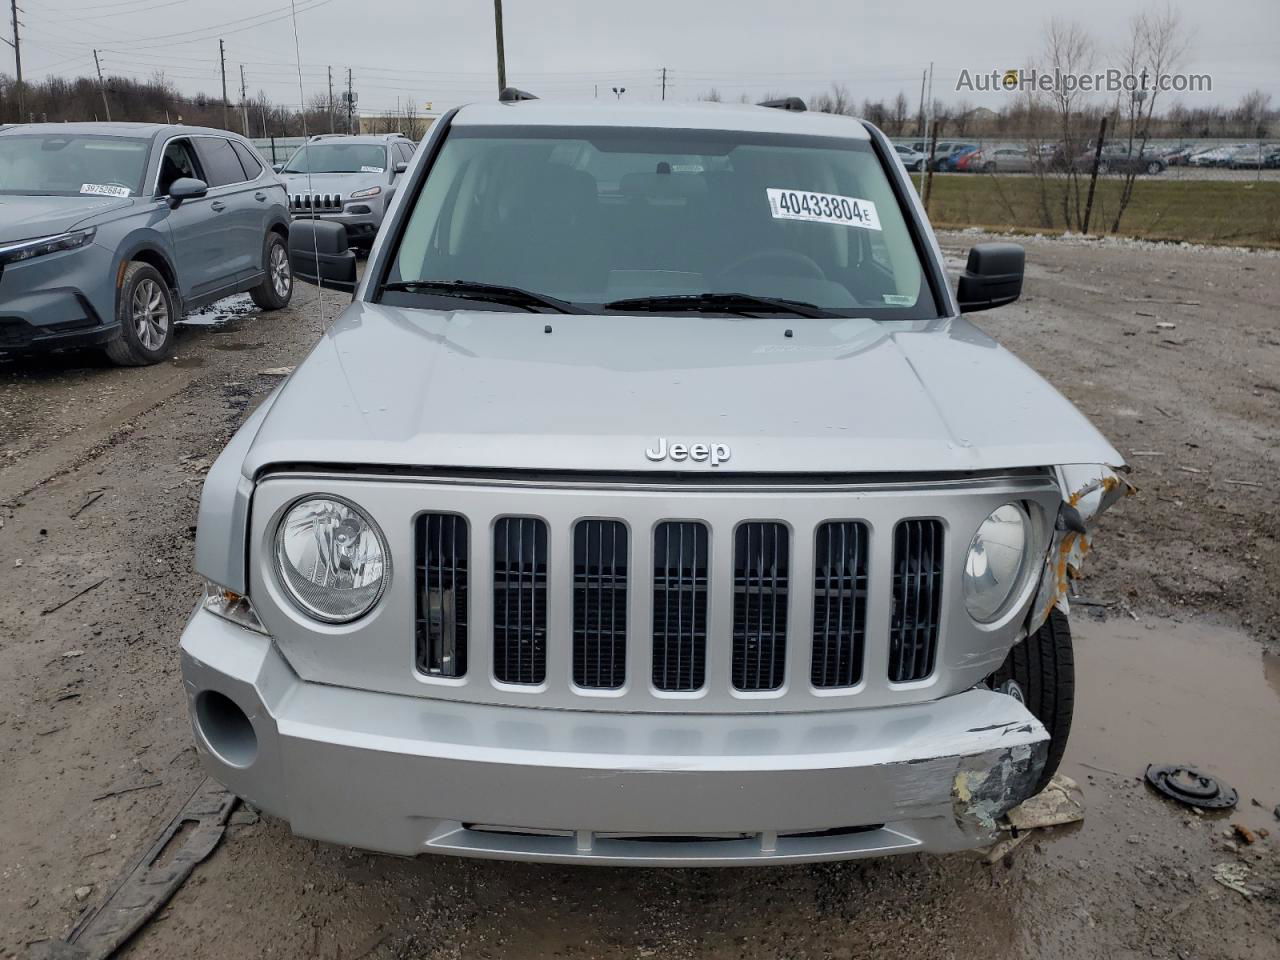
[766,188,880,230]
[360,166,385,173]
[80,183,131,198]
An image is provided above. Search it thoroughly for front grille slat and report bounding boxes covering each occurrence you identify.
[573,520,628,689]
[732,522,789,691]
[811,521,868,688]
[652,522,708,692]
[414,513,468,677]
[889,518,944,683]
[493,517,548,685]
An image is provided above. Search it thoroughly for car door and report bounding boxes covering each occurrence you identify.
[231,139,273,241]
[155,136,224,300]
[191,136,259,285]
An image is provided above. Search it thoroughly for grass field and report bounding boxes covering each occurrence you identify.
[908,174,1280,247]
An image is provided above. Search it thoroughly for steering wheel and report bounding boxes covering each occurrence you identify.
[717,248,825,282]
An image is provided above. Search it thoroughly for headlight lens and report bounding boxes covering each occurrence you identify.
[0,227,96,265]
[274,497,389,623]
[963,503,1031,623]
[347,185,382,200]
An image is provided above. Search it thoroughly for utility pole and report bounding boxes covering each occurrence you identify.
[917,69,926,137]
[239,64,249,135]
[327,65,335,133]
[492,0,506,93]
[92,49,111,121]
[219,39,229,130]
[5,0,22,118]
[346,67,354,133]
[661,67,666,101]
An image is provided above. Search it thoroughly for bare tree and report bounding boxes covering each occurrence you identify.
[699,88,722,102]
[811,83,852,115]
[1044,17,1097,230]
[1110,4,1190,233]
[891,91,910,135]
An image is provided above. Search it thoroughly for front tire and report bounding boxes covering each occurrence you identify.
[250,232,293,310]
[104,262,176,366]
[990,608,1074,792]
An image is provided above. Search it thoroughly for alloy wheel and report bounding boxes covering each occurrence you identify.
[131,278,169,351]
[270,242,292,299]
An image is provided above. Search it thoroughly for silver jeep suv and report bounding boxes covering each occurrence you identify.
[182,96,1128,866]
[277,133,415,249]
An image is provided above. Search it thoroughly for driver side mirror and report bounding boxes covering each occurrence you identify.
[393,162,409,175]
[272,162,285,173]
[289,220,357,292]
[167,177,208,209]
[956,243,1024,313]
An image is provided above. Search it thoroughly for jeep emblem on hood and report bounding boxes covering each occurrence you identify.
[645,438,731,467]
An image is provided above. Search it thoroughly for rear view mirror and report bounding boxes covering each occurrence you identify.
[167,177,208,208]
[956,243,1024,313]
[289,220,357,292]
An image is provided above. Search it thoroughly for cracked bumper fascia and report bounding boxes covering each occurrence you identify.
[1025,463,1135,633]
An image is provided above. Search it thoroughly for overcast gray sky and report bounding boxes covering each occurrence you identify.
[14,0,1278,115]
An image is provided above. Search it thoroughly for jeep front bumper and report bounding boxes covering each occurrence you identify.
[180,608,1047,866]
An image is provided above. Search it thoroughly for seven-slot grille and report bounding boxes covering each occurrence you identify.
[492,517,548,685]
[811,521,869,688]
[415,513,469,677]
[652,522,710,692]
[290,193,344,213]
[411,516,946,691]
[572,520,628,689]
[731,522,789,691]
[888,519,945,683]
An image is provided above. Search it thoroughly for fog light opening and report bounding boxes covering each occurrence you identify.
[195,690,258,768]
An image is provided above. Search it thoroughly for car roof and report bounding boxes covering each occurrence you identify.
[0,121,248,141]
[451,99,871,139]
[305,134,409,144]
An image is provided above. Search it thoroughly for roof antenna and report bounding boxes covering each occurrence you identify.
[288,0,326,336]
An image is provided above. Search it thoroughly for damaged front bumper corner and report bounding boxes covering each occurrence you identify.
[1026,463,1135,633]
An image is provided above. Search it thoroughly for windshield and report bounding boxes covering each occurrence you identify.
[283,142,388,174]
[0,134,150,197]
[385,125,938,318]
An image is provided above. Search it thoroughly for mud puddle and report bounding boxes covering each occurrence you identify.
[1065,613,1280,807]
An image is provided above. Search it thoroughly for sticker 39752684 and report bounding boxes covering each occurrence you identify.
[766,188,880,230]
[80,183,132,198]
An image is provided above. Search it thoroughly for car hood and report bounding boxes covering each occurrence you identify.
[280,172,379,194]
[241,301,1123,477]
[0,194,134,243]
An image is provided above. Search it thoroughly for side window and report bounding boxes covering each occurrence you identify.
[231,141,264,180]
[157,139,202,196]
[194,137,247,187]
[396,142,414,165]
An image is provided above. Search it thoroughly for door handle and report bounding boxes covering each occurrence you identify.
[210,200,227,212]
[254,192,267,202]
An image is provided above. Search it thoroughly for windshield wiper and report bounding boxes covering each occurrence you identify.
[602,292,837,318]
[380,280,587,314]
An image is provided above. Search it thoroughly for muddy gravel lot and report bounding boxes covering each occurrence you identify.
[1,236,1278,959]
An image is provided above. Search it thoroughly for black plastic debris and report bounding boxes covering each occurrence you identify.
[1145,764,1238,810]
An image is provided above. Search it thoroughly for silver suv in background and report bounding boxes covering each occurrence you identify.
[276,133,415,249]
[0,123,292,365]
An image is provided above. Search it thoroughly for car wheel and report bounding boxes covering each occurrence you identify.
[1096,161,1110,175]
[250,232,293,310]
[104,262,176,366]
[1146,161,1162,175]
[983,161,997,173]
[989,608,1074,793]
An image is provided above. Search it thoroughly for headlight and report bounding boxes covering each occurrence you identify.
[963,503,1031,623]
[274,497,389,623]
[0,227,97,265]
[347,185,381,200]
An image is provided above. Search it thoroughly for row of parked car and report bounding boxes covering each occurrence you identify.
[893,138,1280,175]
[0,122,414,365]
